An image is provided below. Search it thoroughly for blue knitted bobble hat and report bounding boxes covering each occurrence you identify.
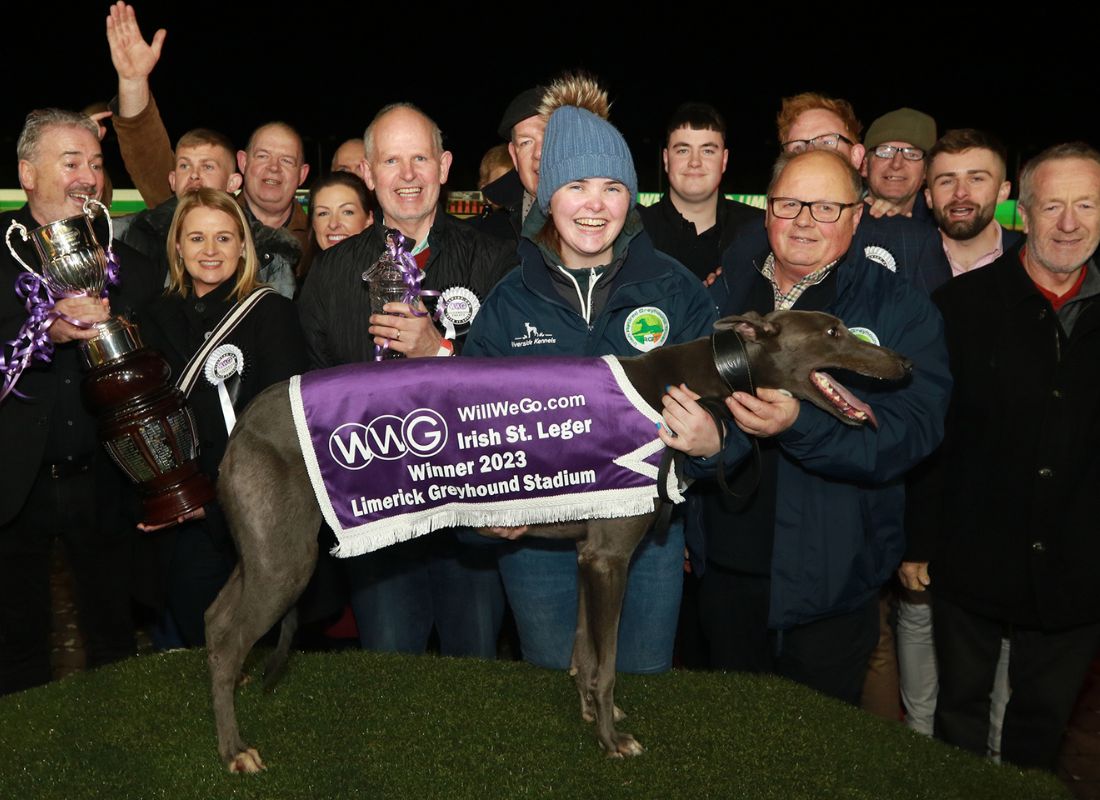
[536,105,638,213]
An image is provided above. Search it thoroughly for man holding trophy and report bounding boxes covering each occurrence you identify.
[0,109,162,694]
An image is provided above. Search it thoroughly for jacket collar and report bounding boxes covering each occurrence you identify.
[654,192,738,235]
[992,239,1053,309]
[519,206,667,301]
[993,239,1100,309]
[366,206,457,263]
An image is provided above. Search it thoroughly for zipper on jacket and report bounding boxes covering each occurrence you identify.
[555,265,598,326]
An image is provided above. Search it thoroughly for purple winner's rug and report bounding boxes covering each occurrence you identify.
[290,355,681,557]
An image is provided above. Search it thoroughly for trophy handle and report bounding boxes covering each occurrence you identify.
[4,219,39,277]
[82,197,114,247]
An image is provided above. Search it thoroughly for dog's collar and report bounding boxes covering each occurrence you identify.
[711,329,755,395]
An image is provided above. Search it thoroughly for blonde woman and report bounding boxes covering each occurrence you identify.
[136,188,308,646]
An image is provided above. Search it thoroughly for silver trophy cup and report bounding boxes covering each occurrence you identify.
[5,197,140,367]
[6,196,112,298]
[3,196,214,523]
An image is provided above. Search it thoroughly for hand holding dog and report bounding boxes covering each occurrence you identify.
[728,388,800,437]
[658,384,722,457]
[368,301,445,359]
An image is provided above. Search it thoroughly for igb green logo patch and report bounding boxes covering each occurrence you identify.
[625,307,670,352]
[848,326,880,346]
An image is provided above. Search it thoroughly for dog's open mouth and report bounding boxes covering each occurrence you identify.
[811,371,877,427]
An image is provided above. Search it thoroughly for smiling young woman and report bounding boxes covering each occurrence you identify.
[133,188,309,648]
[464,74,719,676]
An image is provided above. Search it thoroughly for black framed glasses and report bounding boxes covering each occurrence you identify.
[781,133,856,154]
[768,196,860,223]
[872,144,925,161]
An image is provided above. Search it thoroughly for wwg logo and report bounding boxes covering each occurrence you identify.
[328,409,448,470]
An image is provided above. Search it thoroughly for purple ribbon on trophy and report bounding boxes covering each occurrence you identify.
[1,197,119,403]
[362,230,446,361]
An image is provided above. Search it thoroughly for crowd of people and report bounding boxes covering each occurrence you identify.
[1,0,1098,778]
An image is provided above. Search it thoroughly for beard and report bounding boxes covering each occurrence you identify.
[934,201,996,241]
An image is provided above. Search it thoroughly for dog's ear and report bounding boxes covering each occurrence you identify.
[714,312,779,342]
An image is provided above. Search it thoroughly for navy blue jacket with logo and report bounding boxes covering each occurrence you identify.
[699,244,952,630]
[464,220,717,359]
[720,210,953,295]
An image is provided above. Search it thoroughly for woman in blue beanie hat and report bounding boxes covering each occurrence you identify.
[465,74,720,675]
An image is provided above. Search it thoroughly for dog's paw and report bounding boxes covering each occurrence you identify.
[227,748,265,773]
[601,732,644,758]
[611,734,644,758]
[613,704,626,723]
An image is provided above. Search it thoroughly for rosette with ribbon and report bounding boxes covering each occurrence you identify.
[204,344,245,435]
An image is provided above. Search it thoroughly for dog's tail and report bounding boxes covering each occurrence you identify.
[262,607,298,693]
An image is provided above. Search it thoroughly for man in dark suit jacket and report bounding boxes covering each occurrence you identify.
[905,143,1100,770]
[0,108,161,694]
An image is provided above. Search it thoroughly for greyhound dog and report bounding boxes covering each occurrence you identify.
[205,310,913,772]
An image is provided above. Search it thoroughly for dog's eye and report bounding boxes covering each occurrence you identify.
[826,327,839,337]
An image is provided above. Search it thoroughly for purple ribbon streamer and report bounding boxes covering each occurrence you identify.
[1,247,118,403]
[373,231,446,361]
[105,246,121,288]
[0,272,59,403]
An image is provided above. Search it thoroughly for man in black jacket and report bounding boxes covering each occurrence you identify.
[905,142,1100,770]
[297,102,514,659]
[0,109,162,694]
[638,103,761,280]
[299,103,515,365]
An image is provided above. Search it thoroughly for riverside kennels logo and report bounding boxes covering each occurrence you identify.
[512,321,557,349]
[328,409,448,469]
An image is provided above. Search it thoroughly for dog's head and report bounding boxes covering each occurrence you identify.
[714,310,912,427]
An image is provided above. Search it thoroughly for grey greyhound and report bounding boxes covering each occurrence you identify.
[205,310,913,772]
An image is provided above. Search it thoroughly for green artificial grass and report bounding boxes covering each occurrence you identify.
[0,650,1069,800]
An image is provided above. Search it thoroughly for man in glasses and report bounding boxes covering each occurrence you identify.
[861,108,937,220]
[691,149,951,705]
[778,93,866,166]
[768,93,951,293]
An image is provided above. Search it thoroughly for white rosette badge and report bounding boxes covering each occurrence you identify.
[205,344,245,434]
[439,286,480,339]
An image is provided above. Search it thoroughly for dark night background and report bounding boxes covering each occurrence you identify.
[3,4,1094,198]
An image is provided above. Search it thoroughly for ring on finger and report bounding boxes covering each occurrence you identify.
[394,328,401,341]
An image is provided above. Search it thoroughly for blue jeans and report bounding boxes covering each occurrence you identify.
[346,530,504,658]
[496,521,684,675]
